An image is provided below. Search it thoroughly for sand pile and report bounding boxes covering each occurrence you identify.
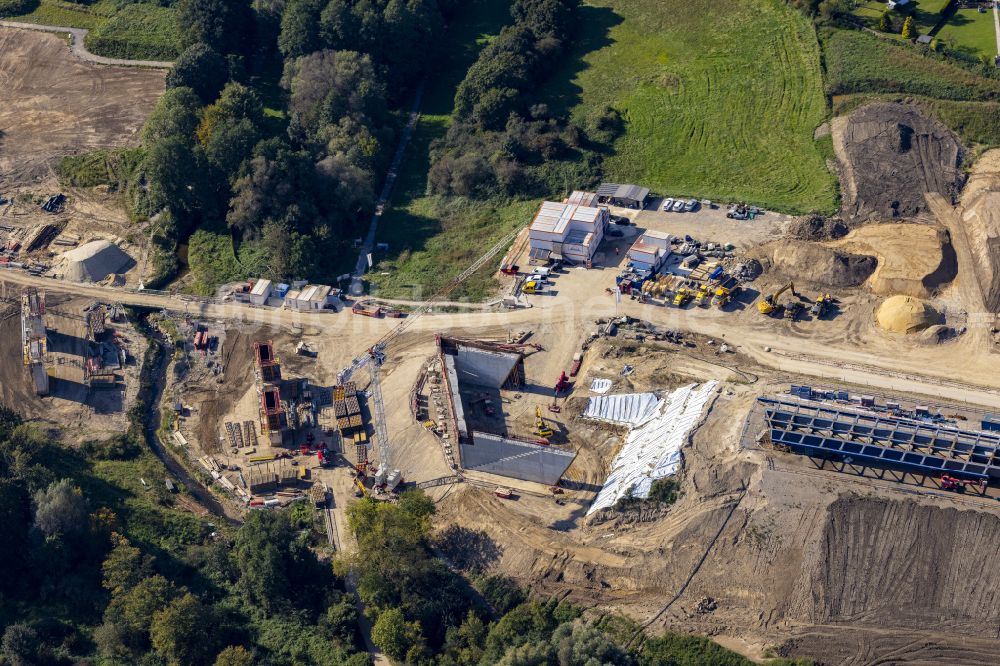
[758,240,876,288]
[959,149,1000,311]
[835,103,963,221]
[875,295,942,334]
[827,223,955,298]
[60,240,133,282]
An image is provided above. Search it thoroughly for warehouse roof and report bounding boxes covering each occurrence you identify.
[530,201,602,236]
[596,183,650,202]
[299,284,331,302]
[251,279,272,296]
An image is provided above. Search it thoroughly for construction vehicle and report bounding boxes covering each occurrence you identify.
[694,285,711,306]
[336,228,522,493]
[495,487,513,499]
[711,286,733,308]
[940,475,986,493]
[500,263,519,276]
[352,301,382,317]
[353,476,369,498]
[534,406,554,439]
[810,293,833,318]
[554,371,570,395]
[673,287,692,307]
[757,282,795,315]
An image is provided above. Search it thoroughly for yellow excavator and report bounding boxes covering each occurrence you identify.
[673,287,693,307]
[757,281,795,315]
[534,406,554,439]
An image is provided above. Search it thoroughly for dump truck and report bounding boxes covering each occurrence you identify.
[810,293,833,318]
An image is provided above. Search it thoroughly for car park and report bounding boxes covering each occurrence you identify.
[662,197,674,211]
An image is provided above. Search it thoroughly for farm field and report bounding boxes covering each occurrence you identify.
[562,0,837,213]
[936,8,998,60]
[1,0,178,59]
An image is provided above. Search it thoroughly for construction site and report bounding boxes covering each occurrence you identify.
[7,66,1000,664]
[0,286,142,436]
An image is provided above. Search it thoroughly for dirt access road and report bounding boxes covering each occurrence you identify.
[0,20,172,68]
[1,263,999,409]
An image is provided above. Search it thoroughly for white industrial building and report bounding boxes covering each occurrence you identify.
[284,284,335,311]
[249,279,272,306]
[527,194,608,266]
[627,230,672,273]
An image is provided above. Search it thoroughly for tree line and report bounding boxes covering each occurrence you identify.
[130,0,461,289]
[428,0,622,200]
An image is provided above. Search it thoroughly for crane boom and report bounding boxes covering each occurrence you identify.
[340,226,522,472]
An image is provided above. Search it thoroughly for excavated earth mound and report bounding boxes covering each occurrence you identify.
[875,295,942,333]
[827,223,955,298]
[837,103,963,221]
[960,149,1000,312]
[59,240,133,282]
[758,240,876,288]
[788,215,849,241]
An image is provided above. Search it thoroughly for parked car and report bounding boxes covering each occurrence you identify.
[672,199,685,212]
[527,273,548,284]
[662,197,675,211]
[684,198,698,212]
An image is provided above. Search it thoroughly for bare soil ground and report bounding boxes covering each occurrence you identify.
[827,223,956,298]
[833,103,964,222]
[0,26,164,190]
[958,149,1000,312]
[0,291,144,439]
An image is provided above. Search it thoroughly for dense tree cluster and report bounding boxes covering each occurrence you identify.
[133,0,460,288]
[429,0,619,199]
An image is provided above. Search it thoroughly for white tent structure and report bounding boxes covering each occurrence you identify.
[586,381,718,516]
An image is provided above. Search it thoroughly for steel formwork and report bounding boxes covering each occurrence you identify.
[761,397,1000,481]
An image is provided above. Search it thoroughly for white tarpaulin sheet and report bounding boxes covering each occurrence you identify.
[590,378,613,394]
[581,392,660,426]
[587,381,718,515]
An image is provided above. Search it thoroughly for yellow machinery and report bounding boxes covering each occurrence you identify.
[523,280,542,294]
[354,476,370,497]
[757,282,795,315]
[694,285,710,306]
[811,293,832,317]
[711,286,732,308]
[534,406,554,439]
[673,288,692,307]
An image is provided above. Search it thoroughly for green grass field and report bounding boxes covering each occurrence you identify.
[370,0,521,300]
[823,27,1000,100]
[84,3,179,60]
[2,0,178,60]
[936,8,998,60]
[564,0,837,213]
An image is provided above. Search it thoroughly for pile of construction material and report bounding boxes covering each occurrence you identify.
[58,240,133,283]
[875,295,942,334]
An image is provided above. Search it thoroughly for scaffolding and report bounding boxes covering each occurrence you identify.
[21,288,48,396]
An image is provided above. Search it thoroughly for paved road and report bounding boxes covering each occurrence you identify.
[0,20,173,68]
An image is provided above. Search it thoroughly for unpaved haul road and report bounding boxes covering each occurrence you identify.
[0,20,173,68]
[1,268,999,408]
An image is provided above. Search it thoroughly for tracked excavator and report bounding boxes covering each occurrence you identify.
[757,281,795,315]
